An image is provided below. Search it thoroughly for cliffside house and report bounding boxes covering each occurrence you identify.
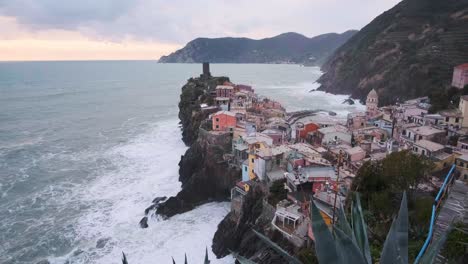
[271,199,308,247]
[347,112,367,130]
[286,166,337,194]
[252,145,290,182]
[261,128,284,145]
[455,154,468,181]
[402,126,445,143]
[212,111,237,132]
[216,85,234,98]
[457,138,468,153]
[344,146,366,162]
[439,96,468,132]
[246,133,274,180]
[230,181,253,214]
[235,84,254,94]
[313,125,351,145]
[452,63,468,89]
[412,139,444,158]
[296,122,320,142]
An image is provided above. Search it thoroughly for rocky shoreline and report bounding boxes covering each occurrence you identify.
[141,70,299,261]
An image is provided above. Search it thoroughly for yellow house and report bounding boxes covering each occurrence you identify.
[459,96,468,128]
[247,141,269,180]
[244,133,273,180]
[440,96,468,129]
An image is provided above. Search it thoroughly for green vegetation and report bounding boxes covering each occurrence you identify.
[318,0,468,105]
[442,222,468,262]
[232,192,448,264]
[268,179,288,206]
[351,151,434,261]
[159,31,357,65]
[428,86,468,113]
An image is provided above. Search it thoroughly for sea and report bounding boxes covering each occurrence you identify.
[0,62,364,264]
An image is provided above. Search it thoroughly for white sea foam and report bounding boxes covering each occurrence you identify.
[60,119,233,264]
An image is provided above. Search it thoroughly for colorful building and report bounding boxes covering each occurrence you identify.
[216,85,234,98]
[452,63,468,89]
[212,111,237,131]
[297,122,320,141]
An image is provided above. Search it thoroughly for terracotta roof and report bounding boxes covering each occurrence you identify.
[213,110,236,117]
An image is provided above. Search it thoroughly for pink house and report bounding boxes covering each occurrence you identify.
[344,146,366,162]
[452,63,468,89]
[212,111,237,131]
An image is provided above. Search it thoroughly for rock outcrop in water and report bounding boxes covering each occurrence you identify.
[156,75,241,217]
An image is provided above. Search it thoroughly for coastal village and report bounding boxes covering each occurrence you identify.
[194,63,468,248]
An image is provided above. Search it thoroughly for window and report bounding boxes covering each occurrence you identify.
[334,136,338,140]
[215,125,219,129]
[446,117,449,122]
[251,158,254,163]
[244,167,247,172]
[421,150,426,156]
[215,118,219,122]
[419,135,422,140]
[456,118,459,123]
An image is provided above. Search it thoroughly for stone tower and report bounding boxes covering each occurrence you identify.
[201,62,211,79]
[366,89,378,117]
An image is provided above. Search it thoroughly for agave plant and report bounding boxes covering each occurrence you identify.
[233,192,449,264]
[121,246,211,264]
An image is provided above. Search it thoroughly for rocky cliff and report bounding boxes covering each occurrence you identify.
[212,183,297,263]
[318,0,468,105]
[156,76,241,217]
[159,31,357,66]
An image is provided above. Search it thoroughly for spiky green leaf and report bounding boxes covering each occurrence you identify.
[336,201,354,240]
[252,229,302,264]
[380,192,408,264]
[351,193,372,264]
[333,227,368,264]
[310,199,339,264]
[229,251,258,264]
[204,247,210,264]
[122,252,128,264]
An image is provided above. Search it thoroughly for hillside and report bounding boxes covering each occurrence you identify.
[318,0,468,105]
[158,31,357,65]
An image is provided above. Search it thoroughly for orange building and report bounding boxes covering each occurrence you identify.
[212,111,237,131]
[297,122,319,140]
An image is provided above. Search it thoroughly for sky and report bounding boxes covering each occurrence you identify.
[0,0,402,61]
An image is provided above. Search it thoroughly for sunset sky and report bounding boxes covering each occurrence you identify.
[0,0,401,61]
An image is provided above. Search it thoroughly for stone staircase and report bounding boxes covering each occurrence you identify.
[432,180,468,263]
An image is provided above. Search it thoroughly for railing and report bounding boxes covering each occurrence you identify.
[414,164,456,263]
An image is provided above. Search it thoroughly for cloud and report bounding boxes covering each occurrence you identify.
[0,16,180,61]
[0,0,402,44]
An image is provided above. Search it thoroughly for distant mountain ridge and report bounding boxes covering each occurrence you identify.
[158,31,357,65]
[318,0,468,105]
